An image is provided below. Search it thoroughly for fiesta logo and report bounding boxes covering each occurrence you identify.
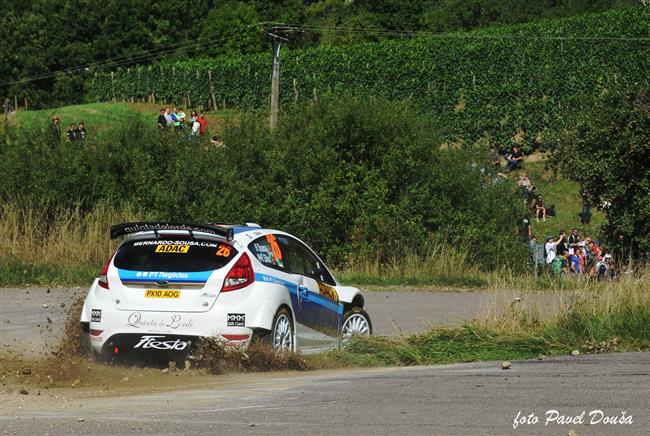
[155,244,189,253]
[133,335,189,350]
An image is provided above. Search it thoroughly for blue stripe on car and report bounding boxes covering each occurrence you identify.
[117,269,212,283]
[254,272,343,315]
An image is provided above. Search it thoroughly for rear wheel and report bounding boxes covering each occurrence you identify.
[271,307,295,352]
[341,307,372,346]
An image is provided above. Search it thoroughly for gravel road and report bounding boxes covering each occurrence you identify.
[2,352,648,435]
[0,287,561,355]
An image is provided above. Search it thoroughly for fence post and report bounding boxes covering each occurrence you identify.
[208,70,218,111]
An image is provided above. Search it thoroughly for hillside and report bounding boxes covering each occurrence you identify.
[11,101,604,243]
[86,7,650,149]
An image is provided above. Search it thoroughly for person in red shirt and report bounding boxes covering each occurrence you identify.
[197,112,208,135]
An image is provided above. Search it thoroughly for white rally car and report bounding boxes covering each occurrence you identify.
[80,222,371,361]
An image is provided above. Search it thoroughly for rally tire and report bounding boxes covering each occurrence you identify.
[341,307,372,346]
[271,307,295,353]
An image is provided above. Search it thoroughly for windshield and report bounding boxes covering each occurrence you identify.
[114,238,237,272]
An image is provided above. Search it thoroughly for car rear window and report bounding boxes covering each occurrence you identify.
[113,238,237,272]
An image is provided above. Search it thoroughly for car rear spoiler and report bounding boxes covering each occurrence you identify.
[110,222,234,241]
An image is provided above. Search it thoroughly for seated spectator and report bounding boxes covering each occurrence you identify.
[505,145,524,172]
[489,147,501,169]
[533,195,546,222]
[77,122,87,140]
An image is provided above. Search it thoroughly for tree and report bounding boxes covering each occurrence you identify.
[550,88,650,261]
[199,2,265,57]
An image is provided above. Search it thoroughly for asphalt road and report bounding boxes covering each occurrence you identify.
[2,352,648,435]
[0,287,561,355]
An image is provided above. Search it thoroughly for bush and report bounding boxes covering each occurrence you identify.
[0,97,527,270]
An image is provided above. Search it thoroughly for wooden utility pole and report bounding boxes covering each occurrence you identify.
[268,32,288,130]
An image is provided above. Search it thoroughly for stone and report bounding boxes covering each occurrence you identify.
[571,350,580,356]
[501,361,512,370]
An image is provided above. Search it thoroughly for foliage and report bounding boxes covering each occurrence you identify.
[0,0,641,108]
[549,88,650,259]
[86,8,650,148]
[0,97,527,271]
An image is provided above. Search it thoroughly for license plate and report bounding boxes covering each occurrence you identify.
[145,289,180,299]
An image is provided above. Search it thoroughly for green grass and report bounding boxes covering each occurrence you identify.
[522,159,605,240]
[310,277,650,367]
[0,258,97,287]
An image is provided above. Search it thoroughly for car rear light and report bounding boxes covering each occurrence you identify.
[222,253,255,292]
[98,254,115,290]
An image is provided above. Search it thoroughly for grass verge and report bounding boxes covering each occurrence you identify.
[309,272,650,367]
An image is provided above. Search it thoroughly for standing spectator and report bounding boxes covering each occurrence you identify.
[66,123,77,142]
[198,112,208,135]
[516,217,531,242]
[76,122,87,141]
[171,107,180,129]
[188,110,198,127]
[567,228,580,255]
[190,117,200,137]
[164,108,173,128]
[545,234,561,265]
[50,117,61,143]
[556,230,569,257]
[533,195,546,222]
[157,109,167,129]
[505,145,524,172]
[568,250,581,274]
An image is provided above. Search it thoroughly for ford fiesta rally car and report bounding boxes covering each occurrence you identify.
[80,222,371,360]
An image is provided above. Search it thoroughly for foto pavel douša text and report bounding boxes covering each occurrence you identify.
[513,410,633,429]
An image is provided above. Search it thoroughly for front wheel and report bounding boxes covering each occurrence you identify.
[341,307,372,345]
[271,307,295,352]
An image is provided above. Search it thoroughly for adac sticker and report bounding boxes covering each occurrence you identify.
[155,244,189,253]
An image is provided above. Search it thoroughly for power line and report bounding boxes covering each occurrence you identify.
[0,23,271,88]
[267,22,650,42]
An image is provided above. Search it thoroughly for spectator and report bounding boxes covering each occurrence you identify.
[533,195,546,222]
[576,246,586,273]
[157,109,167,129]
[568,250,581,274]
[567,228,580,255]
[556,230,569,257]
[198,112,208,135]
[516,216,531,242]
[545,234,563,265]
[66,123,77,142]
[164,107,173,127]
[489,147,501,169]
[171,107,180,129]
[188,110,198,127]
[190,117,200,137]
[551,252,569,276]
[50,117,61,143]
[529,234,545,269]
[77,122,87,140]
[517,173,531,200]
[177,108,187,131]
[505,145,524,172]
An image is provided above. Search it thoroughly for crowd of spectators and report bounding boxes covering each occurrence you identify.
[157,107,208,138]
[528,228,617,280]
[49,117,87,143]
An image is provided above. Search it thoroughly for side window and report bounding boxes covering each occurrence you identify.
[276,236,336,286]
[248,235,286,271]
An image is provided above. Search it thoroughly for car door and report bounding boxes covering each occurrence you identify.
[274,235,342,336]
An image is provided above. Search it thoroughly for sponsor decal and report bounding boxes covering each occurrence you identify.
[318,282,340,303]
[91,309,102,322]
[127,312,194,330]
[145,289,180,299]
[133,335,189,350]
[155,244,189,253]
[133,240,218,248]
[227,313,246,327]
